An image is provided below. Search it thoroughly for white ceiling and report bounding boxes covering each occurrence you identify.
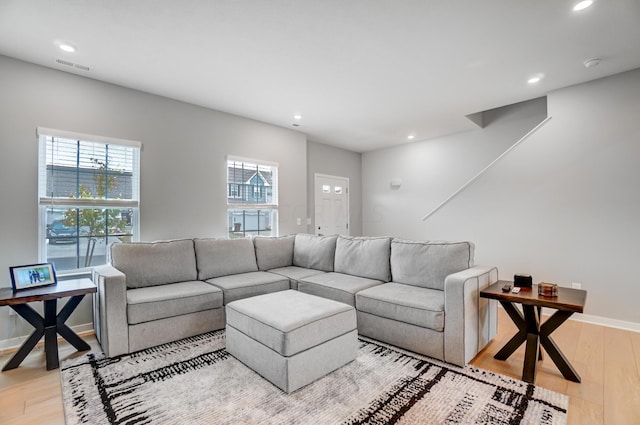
[1,0,640,153]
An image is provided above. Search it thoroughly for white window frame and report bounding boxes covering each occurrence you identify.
[227,155,278,237]
[37,127,141,272]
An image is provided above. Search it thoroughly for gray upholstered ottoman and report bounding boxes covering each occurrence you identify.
[225,289,358,393]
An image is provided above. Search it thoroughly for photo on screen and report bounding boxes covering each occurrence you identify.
[9,263,57,291]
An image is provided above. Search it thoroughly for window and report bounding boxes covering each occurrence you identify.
[227,156,278,238]
[38,127,141,272]
[229,184,242,198]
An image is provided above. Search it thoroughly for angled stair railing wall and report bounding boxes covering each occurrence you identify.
[422,116,553,221]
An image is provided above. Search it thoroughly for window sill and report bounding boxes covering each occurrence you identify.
[57,269,93,281]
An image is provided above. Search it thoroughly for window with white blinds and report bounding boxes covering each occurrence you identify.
[227,156,278,238]
[37,127,141,272]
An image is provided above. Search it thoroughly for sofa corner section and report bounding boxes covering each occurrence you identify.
[443,265,499,366]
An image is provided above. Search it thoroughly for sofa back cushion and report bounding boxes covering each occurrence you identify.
[334,236,392,282]
[110,239,197,289]
[253,235,295,270]
[293,234,337,272]
[390,239,474,290]
[194,238,258,280]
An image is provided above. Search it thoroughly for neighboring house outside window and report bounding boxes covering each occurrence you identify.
[37,127,141,272]
[227,157,278,238]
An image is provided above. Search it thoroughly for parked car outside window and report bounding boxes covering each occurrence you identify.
[47,220,77,244]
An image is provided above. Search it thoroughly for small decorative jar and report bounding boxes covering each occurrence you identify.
[538,282,558,297]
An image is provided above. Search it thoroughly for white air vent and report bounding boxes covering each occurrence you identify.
[55,58,90,71]
[56,58,74,67]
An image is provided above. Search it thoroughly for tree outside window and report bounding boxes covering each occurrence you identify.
[38,129,140,272]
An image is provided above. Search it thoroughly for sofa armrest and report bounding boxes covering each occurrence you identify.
[443,265,498,366]
[93,264,129,357]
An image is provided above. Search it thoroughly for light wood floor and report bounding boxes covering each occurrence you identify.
[471,309,640,425]
[1,310,638,425]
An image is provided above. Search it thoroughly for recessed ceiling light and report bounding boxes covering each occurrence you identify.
[527,74,545,84]
[573,0,593,11]
[293,114,303,120]
[58,43,76,53]
[407,134,415,140]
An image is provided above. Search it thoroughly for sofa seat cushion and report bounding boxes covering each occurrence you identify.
[267,266,326,290]
[298,272,383,306]
[126,281,223,325]
[356,283,445,331]
[206,271,289,304]
[226,290,356,356]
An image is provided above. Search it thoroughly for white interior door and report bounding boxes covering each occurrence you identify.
[314,174,349,236]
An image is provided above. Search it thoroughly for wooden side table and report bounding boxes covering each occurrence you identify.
[480,280,587,384]
[0,278,96,371]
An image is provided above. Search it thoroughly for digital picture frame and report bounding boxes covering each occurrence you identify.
[9,262,57,291]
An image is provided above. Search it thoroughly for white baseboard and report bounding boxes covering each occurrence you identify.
[569,312,640,333]
[0,322,94,354]
[497,304,640,333]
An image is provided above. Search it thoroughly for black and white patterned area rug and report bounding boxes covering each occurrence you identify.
[61,330,568,424]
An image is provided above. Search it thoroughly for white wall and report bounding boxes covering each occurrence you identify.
[362,69,640,325]
[307,141,362,236]
[363,97,548,237]
[0,55,308,343]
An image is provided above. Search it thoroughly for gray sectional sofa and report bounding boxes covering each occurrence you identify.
[92,233,498,366]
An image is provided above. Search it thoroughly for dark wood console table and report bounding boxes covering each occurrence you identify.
[0,278,96,371]
[480,280,587,384]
